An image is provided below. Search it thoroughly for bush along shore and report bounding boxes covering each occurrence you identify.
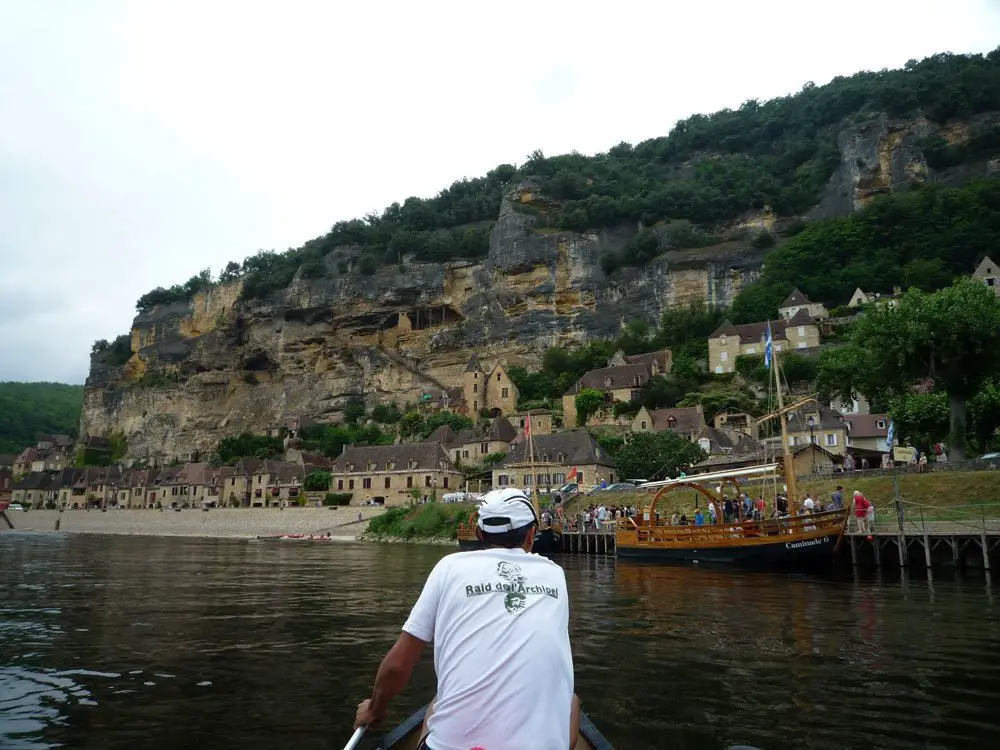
[361,502,476,545]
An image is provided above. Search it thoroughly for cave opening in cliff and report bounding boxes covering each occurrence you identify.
[404,305,463,331]
[243,350,276,372]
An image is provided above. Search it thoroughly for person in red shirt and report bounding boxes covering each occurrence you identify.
[853,490,871,533]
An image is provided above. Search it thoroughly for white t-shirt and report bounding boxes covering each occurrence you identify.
[402,547,574,750]
[803,497,815,511]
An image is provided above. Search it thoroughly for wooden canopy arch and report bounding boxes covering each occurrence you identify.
[648,481,719,520]
[718,477,742,500]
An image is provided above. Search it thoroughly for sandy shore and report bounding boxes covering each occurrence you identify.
[2,507,386,539]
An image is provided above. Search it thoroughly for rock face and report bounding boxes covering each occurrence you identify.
[81,113,997,462]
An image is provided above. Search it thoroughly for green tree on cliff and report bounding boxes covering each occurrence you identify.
[817,279,1000,460]
[615,431,706,481]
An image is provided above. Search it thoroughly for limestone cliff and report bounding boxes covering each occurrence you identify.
[81,113,999,462]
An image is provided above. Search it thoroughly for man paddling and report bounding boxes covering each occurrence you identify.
[354,488,580,749]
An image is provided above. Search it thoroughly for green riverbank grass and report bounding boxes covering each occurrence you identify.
[364,502,476,543]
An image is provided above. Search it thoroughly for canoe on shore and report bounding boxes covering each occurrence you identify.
[252,534,334,542]
[378,702,613,749]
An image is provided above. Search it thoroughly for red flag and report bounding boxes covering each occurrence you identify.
[567,467,578,481]
[525,412,531,437]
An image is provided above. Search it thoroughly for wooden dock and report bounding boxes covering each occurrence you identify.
[559,524,616,555]
[846,514,1000,570]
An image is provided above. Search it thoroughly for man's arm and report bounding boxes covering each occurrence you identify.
[354,631,427,728]
[370,631,427,715]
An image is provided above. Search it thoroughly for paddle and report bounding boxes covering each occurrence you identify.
[342,726,366,750]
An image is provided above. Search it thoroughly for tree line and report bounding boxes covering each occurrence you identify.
[131,49,1000,313]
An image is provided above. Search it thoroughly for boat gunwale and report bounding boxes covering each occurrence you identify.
[378,703,613,749]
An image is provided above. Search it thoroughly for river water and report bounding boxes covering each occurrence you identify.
[1,533,998,750]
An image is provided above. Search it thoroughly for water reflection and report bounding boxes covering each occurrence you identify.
[0,534,998,750]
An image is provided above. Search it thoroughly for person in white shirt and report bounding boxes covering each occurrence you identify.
[803,495,816,513]
[354,488,580,750]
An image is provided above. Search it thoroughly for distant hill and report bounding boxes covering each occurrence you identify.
[0,382,84,454]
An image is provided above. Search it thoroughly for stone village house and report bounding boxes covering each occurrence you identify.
[973,256,1000,296]
[708,308,820,375]
[562,350,672,427]
[493,429,616,491]
[630,405,706,439]
[329,443,463,506]
[778,288,828,321]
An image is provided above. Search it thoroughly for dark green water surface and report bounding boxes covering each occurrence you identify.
[1,533,998,749]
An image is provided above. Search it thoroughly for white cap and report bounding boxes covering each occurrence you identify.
[476,488,538,533]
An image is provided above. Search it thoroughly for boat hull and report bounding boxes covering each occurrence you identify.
[457,527,561,554]
[379,702,612,749]
[617,532,840,566]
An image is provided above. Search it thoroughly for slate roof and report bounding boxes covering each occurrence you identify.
[567,363,654,394]
[424,425,457,445]
[501,429,613,468]
[332,443,458,473]
[842,414,890,439]
[710,308,815,341]
[464,353,484,373]
[450,418,518,447]
[646,406,705,436]
[0,454,16,469]
[786,403,845,432]
[623,349,671,371]
[780,288,811,307]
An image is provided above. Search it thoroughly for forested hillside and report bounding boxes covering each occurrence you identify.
[133,49,1000,312]
[0,382,84,454]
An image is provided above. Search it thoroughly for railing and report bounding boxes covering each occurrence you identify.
[856,500,1000,536]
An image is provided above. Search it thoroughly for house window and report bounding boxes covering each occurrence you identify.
[797,342,807,349]
[667,416,677,428]
[407,476,413,488]
[797,326,805,336]
[385,462,392,471]
[538,474,551,486]
[523,474,532,485]
[474,400,478,410]
[497,474,509,486]
[463,450,469,458]
[714,366,724,374]
[720,335,727,345]
[577,472,584,485]
[825,433,838,447]
[720,352,728,362]
[337,479,343,490]
[988,278,996,287]
[519,418,525,428]
[746,347,756,354]
[349,479,355,490]
[789,436,798,446]
[501,387,509,398]
[497,372,501,381]
[633,375,641,387]
[876,420,886,429]
[443,477,449,488]
[480,443,489,454]
[473,384,478,393]
[557,453,565,462]
[641,420,647,430]
[363,478,372,489]
[408,460,417,469]
[630,390,641,402]
[553,473,565,485]
[425,476,432,487]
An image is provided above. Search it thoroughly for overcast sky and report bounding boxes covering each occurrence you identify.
[2,1,998,385]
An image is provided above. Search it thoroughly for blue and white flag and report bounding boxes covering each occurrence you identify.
[764,323,774,369]
[886,418,895,451]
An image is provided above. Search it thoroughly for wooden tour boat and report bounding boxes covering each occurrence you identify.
[616,341,849,568]
[378,701,613,749]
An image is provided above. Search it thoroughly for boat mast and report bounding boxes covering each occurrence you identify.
[773,345,798,514]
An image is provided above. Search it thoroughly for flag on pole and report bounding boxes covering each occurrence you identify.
[886,418,895,451]
[764,323,774,369]
[524,412,531,438]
